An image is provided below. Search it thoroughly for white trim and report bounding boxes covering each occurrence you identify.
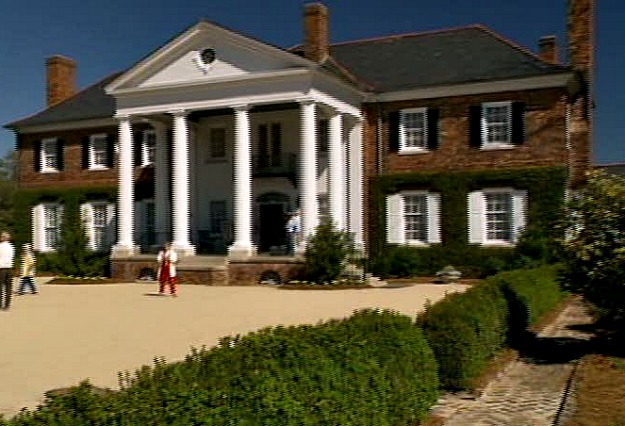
[399,107,429,153]
[481,101,513,149]
[372,72,575,102]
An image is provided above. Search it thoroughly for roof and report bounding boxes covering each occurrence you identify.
[5,72,122,129]
[323,25,570,92]
[596,163,625,177]
[7,24,570,129]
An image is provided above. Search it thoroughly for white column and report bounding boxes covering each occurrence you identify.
[152,121,170,246]
[170,110,195,256]
[328,110,344,230]
[111,114,136,257]
[347,117,365,252]
[299,99,318,247]
[228,104,256,258]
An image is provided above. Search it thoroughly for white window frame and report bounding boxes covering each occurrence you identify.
[88,133,109,170]
[207,127,227,161]
[81,201,116,252]
[468,188,527,246]
[399,108,428,154]
[386,190,441,246]
[40,137,59,173]
[33,203,63,252]
[141,130,156,167]
[481,101,513,149]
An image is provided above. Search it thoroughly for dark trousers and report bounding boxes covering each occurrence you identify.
[0,268,13,309]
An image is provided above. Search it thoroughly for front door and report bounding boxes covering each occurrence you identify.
[259,203,287,253]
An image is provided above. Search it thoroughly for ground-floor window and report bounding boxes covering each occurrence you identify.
[468,188,527,245]
[386,191,441,245]
[81,202,116,252]
[32,203,63,252]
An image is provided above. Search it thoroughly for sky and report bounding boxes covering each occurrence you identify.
[0,0,622,164]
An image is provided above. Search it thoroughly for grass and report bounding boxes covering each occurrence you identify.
[565,354,625,426]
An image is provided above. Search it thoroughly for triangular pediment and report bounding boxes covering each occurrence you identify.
[107,21,312,92]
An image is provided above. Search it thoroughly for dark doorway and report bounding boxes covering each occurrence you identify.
[259,203,287,253]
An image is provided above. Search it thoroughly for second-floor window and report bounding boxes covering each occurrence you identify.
[208,128,226,160]
[90,134,109,169]
[39,138,61,172]
[142,130,156,166]
[400,108,428,152]
[470,101,525,149]
[257,123,282,168]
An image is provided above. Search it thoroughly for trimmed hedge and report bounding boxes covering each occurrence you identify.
[416,265,566,391]
[417,279,509,390]
[4,309,438,426]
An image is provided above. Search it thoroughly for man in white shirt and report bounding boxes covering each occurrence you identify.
[0,232,15,310]
[285,210,301,256]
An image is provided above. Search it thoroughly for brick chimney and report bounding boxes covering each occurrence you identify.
[566,0,595,188]
[304,3,329,63]
[538,35,558,64]
[46,55,77,108]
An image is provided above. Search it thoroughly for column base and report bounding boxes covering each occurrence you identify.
[172,243,196,257]
[111,244,139,258]
[228,242,257,260]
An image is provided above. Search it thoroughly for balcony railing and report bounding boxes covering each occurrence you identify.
[252,153,297,177]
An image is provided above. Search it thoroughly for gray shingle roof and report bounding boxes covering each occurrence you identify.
[327,25,569,92]
[5,72,121,129]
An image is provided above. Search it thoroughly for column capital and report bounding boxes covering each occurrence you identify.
[296,97,315,106]
[115,113,132,122]
[231,103,251,112]
[169,109,187,118]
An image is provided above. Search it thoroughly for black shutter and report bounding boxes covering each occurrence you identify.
[426,108,440,150]
[469,106,482,148]
[106,135,115,168]
[34,140,41,172]
[388,111,400,152]
[133,131,143,166]
[511,102,526,145]
[82,137,90,169]
[57,139,65,171]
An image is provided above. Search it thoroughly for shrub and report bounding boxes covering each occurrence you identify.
[304,221,356,284]
[417,279,509,390]
[6,310,438,425]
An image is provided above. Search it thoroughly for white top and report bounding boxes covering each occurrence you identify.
[0,241,15,269]
[286,214,301,234]
[157,248,178,277]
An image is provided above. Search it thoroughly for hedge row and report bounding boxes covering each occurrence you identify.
[417,265,566,390]
[4,309,439,426]
[2,266,565,425]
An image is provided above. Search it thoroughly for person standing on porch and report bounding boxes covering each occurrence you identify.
[286,210,301,256]
[157,242,179,297]
[0,232,15,310]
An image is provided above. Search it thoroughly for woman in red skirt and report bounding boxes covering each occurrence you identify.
[157,242,179,296]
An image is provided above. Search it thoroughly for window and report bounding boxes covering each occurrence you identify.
[482,102,511,147]
[209,200,227,234]
[41,138,59,172]
[468,189,527,245]
[208,127,226,160]
[33,203,63,252]
[386,191,441,245]
[400,108,428,152]
[257,123,282,167]
[142,130,156,166]
[81,202,116,252]
[90,134,109,169]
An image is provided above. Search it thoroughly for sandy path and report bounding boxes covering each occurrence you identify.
[0,280,467,418]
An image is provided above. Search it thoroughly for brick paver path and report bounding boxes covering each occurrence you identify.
[432,298,593,426]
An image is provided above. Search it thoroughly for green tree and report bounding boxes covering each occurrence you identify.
[304,220,356,284]
[559,169,625,322]
[0,150,17,231]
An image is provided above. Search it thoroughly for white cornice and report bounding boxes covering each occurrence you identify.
[13,118,116,134]
[371,72,576,102]
[109,68,311,97]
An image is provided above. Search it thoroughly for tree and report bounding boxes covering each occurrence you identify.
[304,220,356,284]
[0,150,17,231]
[559,169,625,322]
